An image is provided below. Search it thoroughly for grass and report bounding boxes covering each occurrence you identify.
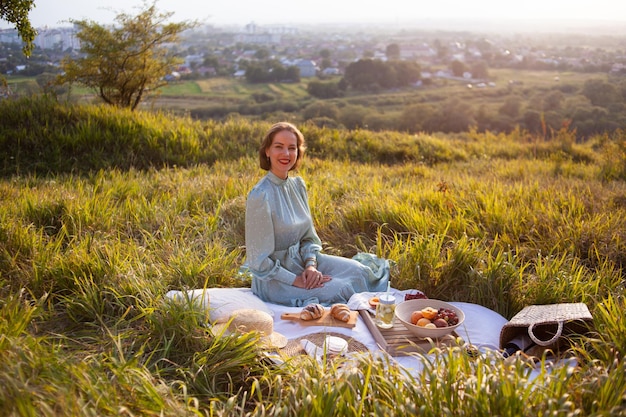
[0,96,625,415]
[157,81,203,95]
[9,69,617,139]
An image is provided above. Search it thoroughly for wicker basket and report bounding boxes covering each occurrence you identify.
[500,303,593,350]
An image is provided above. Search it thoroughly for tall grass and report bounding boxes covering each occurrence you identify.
[0,96,625,415]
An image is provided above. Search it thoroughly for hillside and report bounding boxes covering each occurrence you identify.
[6,65,626,140]
[1,97,625,415]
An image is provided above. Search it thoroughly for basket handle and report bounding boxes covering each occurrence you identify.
[527,321,563,347]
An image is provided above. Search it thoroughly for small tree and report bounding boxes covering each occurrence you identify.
[0,0,36,56]
[59,2,195,110]
[386,43,400,60]
[450,60,467,77]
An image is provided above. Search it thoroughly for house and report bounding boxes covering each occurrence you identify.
[610,63,626,74]
[400,44,436,59]
[164,72,181,82]
[295,59,318,77]
[184,54,204,68]
[196,66,217,77]
[176,66,192,76]
[321,67,341,76]
[279,58,318,77]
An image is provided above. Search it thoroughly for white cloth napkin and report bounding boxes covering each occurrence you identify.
[346,289,405,311]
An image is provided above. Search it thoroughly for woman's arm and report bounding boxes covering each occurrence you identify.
[290,177,331,289]
[245,188,297,285]
[294,177,322,262]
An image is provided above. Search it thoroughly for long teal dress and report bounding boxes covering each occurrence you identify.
[243,171,389,307]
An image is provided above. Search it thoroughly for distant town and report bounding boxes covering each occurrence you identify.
[1,20,625,85]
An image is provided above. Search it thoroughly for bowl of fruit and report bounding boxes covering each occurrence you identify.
[395,299,465,339]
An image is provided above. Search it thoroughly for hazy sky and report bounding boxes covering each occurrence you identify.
[3,0,626,29]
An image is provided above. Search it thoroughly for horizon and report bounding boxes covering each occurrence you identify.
[2,0,626,34]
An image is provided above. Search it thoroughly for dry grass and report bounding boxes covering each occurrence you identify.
[0,97,625,415]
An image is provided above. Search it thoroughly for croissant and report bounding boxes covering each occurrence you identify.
[300,303,325,321]
[330,303,352,322]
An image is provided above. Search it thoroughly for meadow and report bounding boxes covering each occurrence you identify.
[8,67,613,136]
[0,96,625,416]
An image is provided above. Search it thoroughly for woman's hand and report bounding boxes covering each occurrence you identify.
[293,266,331,289]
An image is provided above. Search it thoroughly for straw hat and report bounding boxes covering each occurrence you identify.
[212,308,288,348]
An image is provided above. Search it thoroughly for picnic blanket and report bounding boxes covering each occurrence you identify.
[166,287,509,373]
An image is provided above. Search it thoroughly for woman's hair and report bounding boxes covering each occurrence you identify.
[259,122,306,171]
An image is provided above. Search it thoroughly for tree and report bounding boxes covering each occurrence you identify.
[582,79,621,108]
[254,48,270,59]
[431,98,475,132]
[543,90,564,112]
[450,60,467,77]
[343,59,384,90]
[0,0,36,56]
[389,61,421,86]
[59,2,195,110]
[522,110,544,134]
[244,60,299,83]
[386,43,400,60]
[339,105,369,130]
[302,101,340,120]
[470,60,489,79]
[284,65,300,83]
[307,80,344,98]
[342,59,419,91]
[399,103,435,133]
[499,95,523,118]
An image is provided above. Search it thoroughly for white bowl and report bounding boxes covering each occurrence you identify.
[394,299,465,339]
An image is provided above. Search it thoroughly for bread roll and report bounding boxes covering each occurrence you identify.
[300,303,325,321]
[330,303,351,322]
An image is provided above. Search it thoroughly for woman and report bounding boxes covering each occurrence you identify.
[243,122,389,307]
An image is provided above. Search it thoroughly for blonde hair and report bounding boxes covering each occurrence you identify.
[259,122,306,171]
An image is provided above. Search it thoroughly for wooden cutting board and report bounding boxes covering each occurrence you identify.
[281,310,358,328]
[359,310,461,356]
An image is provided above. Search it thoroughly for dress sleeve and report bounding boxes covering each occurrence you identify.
[245,187,296,285]
[295,177,323,261]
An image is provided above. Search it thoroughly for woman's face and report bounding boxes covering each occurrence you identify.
[266,129,298,179]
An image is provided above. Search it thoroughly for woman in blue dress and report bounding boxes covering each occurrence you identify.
[244,122,389,307]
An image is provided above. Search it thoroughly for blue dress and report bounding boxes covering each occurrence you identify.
[244,171,389,307]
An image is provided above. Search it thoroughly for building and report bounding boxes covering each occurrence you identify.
[35,27,80,50]
[0,26,79,50]
[295,59,318,77]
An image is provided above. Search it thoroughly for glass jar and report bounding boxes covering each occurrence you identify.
[375,293,396,329]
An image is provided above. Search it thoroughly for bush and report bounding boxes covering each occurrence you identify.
[307,80,344,98]
[302,101,341,120]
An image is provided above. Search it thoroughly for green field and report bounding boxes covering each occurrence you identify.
[4,68,607,101]
[149,77,313,111]
[143,69,613,136]
[5,67,614,138]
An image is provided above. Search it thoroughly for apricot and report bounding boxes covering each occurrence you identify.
[421,307,438,320]
[369,297,380,308]
[410,310,424,325]
[416,317,431,327]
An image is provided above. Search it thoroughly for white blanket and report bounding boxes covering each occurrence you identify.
[167,287,509,372]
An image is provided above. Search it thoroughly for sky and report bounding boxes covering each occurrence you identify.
[3,0,626,29]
